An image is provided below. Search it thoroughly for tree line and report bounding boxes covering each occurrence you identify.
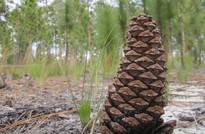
[0,0,205,71]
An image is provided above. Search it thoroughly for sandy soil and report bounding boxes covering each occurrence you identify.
[0,70,205,134]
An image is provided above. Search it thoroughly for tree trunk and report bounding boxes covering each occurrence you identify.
[47,45,51,63]
[65,32,69,63]
[179,17,185,69]
[156,0,162,32]
[168,17,173,67]
[198,41,202,65]
[73,47,77,62]
[87,24,92,64]
[142,0,147,13]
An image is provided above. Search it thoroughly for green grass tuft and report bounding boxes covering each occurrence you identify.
[79,100,91,128]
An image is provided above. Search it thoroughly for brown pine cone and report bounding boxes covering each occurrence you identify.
[100,13,175,134]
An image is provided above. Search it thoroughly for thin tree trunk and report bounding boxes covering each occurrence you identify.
[168,18,173,67]
[156,0,169,53]
[15,43,20,64]
[142,0,147,13]
[156,0,162,32]
[179,17,185,68]
[175,0,185,68]
[198,42,202,65]
[47,46,51,63]
[87,26,92,64]
[59,44,63,60]
[65,32,69,63]
[23,40,33,64]
[73,47,77,62]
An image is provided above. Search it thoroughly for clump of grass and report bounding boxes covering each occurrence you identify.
[171,53,194,82]
[46,62,65,76]
[79,100,91,130]
[176,70,188,82]
[184,53,194,71]
[24,64,42,77]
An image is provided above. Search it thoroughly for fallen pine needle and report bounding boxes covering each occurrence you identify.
[0,109,77,132]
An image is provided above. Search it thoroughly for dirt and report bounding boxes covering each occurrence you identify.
[0,70,205,134]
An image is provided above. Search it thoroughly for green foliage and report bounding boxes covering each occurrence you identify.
[184,53,194,70]
[172,53,193,82]
[94,3,122,75]
[79,100,91,128]
[176,69,188,82]
[8,0,47,64]
[118,0,128,42]
[0,0,204,75]
[66,60,85,79]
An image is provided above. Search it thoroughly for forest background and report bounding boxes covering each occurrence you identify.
[0,0,205,83]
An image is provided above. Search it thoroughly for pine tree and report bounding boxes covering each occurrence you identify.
[9,0,46,64]
[100,13,176,134]
[94,3,121,74]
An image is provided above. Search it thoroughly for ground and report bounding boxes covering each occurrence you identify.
[0,70,205,134]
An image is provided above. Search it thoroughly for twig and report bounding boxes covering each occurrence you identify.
[0,109,76,132]
[26,116,49,134]
[15,111,27,122]
[58,61,79,111]
[81,110,102,134]
[90,118,96,134]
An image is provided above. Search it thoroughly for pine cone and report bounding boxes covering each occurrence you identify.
[100,13,175,134]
